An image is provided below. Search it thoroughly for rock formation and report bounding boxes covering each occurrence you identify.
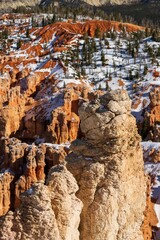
[82,0,139,6]
[140,86,160,142]
[0,90,147,239]
[141,176,158,240]
[66,89,146,240]
[0,137,70,215]
[148,87,160,142]
[0,165,83,240]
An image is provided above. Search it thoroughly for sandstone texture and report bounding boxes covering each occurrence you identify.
[141,176,158,240]
[0,90,147,240]
[66,90,146,240]
[0,137,70,215]
[0,165,83,240]
[142,86,160,142]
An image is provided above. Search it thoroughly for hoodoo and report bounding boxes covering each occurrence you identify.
[67,89,146,240]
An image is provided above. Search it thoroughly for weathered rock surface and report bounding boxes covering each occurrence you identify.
[0,90,147,240]
[47,165,83,240]
[0,165,83,240]
[141,176,158,240]
[144,87,160,142]
[67,89,146,240]
[0,137,70,215]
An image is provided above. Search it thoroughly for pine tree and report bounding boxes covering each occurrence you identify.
[145,27,150,38]
[101,51,105,66]
[157,46,160,57]
[91,39,97,52]
[84,32,89,44]
[109,73,112,81]
[129,70,133,81]
[63,81,66,88]
[147,46,153,58]
[105,81,109,91]
[42,17,45,27]
[111,31,116,41]
[127,42,132,55]
[95,27,101,38]
[52,14,56,23]
[113,60,116,69]
[81,68,86,76]
[98,84,102,90]
[2,29,8,39]
[17,39,22,50]
[26,28,30,38]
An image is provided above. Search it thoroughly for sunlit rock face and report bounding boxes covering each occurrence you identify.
[67,90,146,240]
[0,90,146,240]
[0,166,83,240]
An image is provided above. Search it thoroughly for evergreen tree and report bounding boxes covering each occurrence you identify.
[111,31,116,41]
[98,84,102,90]
[109,73,112,81]
[157,46,160,57]
[127,42,132,55]
[63,81,66,88]
[95,27,101,38]
[26,28,30,38]
[145,27,150,38]
[101,51,105,66]
[129,70,133,81]
[147,46,154,58]
[2,29,8,39]
[42,17,45,27]
[143,64,148,75]
[52,14,56,23]
[105,81,109,90]
[84,32,89,44]
[17,39,22,49]
[81,68,86,76]
[91,38,97,53]
[87,51,92,65]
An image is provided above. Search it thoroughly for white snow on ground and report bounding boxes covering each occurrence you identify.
[142,142,160,151]
[44,142,70,150]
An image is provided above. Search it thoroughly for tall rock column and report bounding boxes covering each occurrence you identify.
[66,90,146,240]
[0,166,83,240]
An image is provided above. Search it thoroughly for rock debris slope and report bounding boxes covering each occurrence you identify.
[67,89,146,240]
[0,90,146,240]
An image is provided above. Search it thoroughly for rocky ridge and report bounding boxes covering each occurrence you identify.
[82,0,140,6]
[0,0,152,11]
